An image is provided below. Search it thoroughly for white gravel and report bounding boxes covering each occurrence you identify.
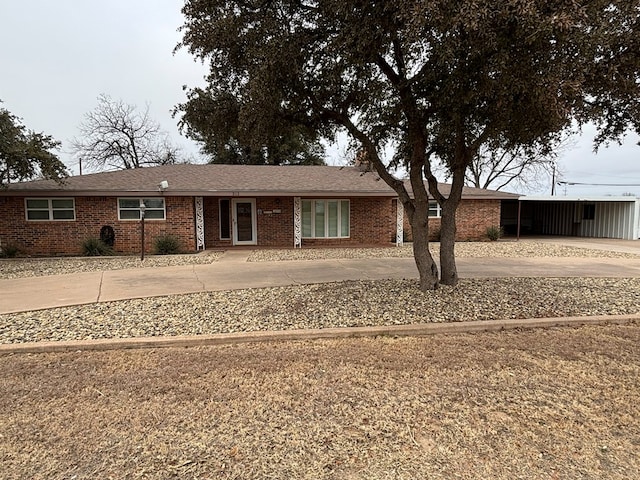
[248,241,639,262]
[0,252,223,279]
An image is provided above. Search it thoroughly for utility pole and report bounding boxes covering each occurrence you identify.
[551,164,556,196]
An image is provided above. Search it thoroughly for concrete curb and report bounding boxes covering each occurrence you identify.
[1,314,638,355]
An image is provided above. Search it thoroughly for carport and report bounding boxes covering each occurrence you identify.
[501,196,640,240]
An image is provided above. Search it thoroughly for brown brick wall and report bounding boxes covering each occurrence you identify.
[0,196,196,256]
[258,197,294,246]
[1,194,502,256]
[456,200,502,240]
[402,199,502,241]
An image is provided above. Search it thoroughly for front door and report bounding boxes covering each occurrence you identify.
[232,199,257,245]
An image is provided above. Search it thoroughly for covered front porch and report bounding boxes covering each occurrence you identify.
[192,195,404,250]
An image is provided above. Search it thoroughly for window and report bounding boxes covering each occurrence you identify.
[118,198,165,220]
[25,198,75,221]
[583,203,596,220]
[219,199,230,239]
[428,201,442,218]
[301,200,349,238]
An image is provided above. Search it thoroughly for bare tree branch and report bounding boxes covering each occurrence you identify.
[462,136,575,192]
[71,94,181,171]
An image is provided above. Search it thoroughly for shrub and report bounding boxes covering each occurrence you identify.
[486,225,503,241]
[154,234,182,255]
[0,241,21,258]
[82,237,114,256]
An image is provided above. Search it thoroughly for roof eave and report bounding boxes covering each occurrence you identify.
[0,189,398,198]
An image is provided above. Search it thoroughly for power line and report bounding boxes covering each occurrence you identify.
[557,181,640,187]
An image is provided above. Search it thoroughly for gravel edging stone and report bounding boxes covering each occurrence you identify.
[1,314,637,355]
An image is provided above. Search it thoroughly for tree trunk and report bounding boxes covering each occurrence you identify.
[439,200,458,286]
[437,166,466,287]
[409,204,439,291]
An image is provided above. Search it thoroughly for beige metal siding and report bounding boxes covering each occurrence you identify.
[580,202,636,239]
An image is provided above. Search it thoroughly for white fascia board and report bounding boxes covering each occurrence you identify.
[519,196,639,202]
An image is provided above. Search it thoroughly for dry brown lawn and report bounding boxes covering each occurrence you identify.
[1,323,639,479]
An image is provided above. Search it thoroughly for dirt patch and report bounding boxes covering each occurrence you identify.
[1,323,639,479]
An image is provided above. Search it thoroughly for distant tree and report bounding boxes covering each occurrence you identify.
[71,94,181,171]
[460,135,577,193]
[0,104,67,186]
[466,144,555,192]
[176,87,325,165]
[179,0,640,290]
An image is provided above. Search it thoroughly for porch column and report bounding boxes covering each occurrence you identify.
[396,199,404,247]
[195,196,205,251]
[294,196,302,248]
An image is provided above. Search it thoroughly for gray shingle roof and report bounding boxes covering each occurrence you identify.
[1,164,519,199]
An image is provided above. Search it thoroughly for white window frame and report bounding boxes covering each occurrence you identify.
[429,201,442,218]
[118,198,166,221]
[25,198,76,221]
[301,199,350,239]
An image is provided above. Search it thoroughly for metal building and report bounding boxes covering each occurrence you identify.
[501,196,640,240]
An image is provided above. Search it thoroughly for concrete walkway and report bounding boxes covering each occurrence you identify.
[1,247,639,314]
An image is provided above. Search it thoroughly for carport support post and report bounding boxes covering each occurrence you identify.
[140,200,146,261]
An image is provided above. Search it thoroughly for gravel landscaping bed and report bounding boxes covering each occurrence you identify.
[248,241,640,262]
[0,251,223,279]
[2,277,638,344]
[1,242,636,280]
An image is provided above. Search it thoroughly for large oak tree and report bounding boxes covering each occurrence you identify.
[178,0,639,290]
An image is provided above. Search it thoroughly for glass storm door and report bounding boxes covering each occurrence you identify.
[232,199,257,245]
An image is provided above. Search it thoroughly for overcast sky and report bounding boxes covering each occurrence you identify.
[1,1,638,197]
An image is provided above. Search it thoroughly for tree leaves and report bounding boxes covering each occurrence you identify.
[0,106,67,186]
[175,87,325,165]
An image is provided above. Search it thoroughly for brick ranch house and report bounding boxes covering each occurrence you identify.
[0,164,516,256]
